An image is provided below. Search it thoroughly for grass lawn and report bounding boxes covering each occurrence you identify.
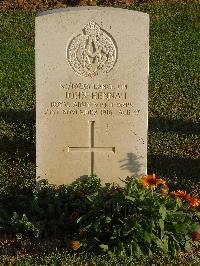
[0,250,200,265]
[0,2,200,264]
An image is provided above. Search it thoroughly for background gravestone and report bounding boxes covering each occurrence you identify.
[36,7,149,185]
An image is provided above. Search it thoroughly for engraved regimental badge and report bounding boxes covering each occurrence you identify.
[67,21,117,77]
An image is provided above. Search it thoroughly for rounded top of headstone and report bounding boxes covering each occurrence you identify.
[36,6,149,19]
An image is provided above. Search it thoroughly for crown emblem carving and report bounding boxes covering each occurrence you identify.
[67,21,117,77]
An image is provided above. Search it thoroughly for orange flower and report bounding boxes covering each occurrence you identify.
[140,174,166,190]
[186,195,200,208]
[193,231,200,241]
[171,190,189,201]
[69,240,81,251]
[160,184,169,196]
[171,191,200,208]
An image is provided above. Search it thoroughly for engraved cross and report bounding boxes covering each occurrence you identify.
[67,121,115,176]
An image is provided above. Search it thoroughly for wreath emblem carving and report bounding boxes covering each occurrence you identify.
[67,21,117,77]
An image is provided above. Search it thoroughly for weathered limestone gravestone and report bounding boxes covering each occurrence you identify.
[36,7,149,185]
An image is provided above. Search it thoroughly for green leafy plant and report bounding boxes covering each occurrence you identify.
[0,175,199,257]
[32,176,100,238]
[77,176,200,256]
[11,212,40,239]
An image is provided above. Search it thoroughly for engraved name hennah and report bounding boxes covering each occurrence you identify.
[67,21,117,77]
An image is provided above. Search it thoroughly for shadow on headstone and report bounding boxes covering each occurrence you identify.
[119,152,143,177]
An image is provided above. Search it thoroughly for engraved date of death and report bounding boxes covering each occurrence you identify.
[44,109,132,116]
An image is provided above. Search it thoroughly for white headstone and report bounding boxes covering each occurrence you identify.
[36,7,149,185]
